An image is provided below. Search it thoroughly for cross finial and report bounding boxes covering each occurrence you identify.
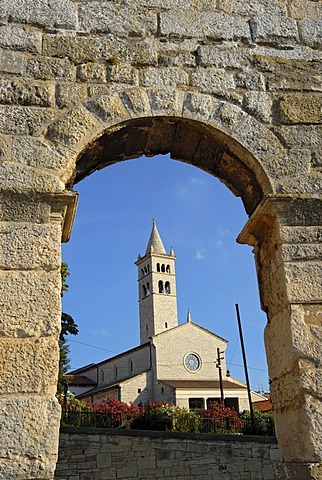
[152,217,156,226]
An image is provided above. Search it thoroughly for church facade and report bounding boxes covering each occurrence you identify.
[68,220,257,412]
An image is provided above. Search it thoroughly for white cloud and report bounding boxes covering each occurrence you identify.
[195,247,206,260]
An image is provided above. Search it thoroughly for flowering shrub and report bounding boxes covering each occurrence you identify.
[89,398,141,428]
[199,402,243,434]
[131,402,174,431]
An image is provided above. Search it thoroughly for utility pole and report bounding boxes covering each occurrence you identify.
[216,347,225,405]
[235,303,256,434]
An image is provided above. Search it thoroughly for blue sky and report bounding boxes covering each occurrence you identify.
[62,154,269,393]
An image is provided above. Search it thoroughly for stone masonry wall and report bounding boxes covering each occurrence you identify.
[56,427,282,480]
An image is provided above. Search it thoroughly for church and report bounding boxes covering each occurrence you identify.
[68,220,258,412]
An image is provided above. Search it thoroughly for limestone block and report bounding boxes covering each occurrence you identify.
[77,63,107,83]
[0,194,51,223]
[1,0,77,29]
[0,79,55,107]
[0,337,59,394]
[276,94,322,125]
[0,25,42,53]
[182,91,217,123]
[234,71,266,91]
[0,105,56,135]
[301,369,322,398]
[79,3,157,37]
[56,83,88,109]
[157,39,199,68]
[0,133,10,160]
[281,244,322,262]
[197,45,248,69]
[275,125,322,149]
[0,270,61,338]
[0,161,63,193]
[280,226,322,244]
[250,15,298,45]
[130,40,158,67]
[107,64,139,85]
[242,92,272,123]
[26,56,76,81]
[190,68,235,94]
[148,88,184,117]
[0,396,60,479]
[299,19,322,48]
[140,67,189,88]
[46,105,101,149]
[0,49,24,75]
[289,1,322,20]
[123,0,213,8]
[160,11,251,41]
[285,262,322,303]
[276,173,322,196]
[0,222,61,269]
[119,88,152,117]
[85,93,128,124]
[217,0,286,17]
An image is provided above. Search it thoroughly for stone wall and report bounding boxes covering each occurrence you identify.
[56,427,282,480]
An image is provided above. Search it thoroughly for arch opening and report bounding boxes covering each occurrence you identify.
[71,117,273,216]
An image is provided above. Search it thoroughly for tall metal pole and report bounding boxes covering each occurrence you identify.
[235,304,256,434]
[216,348,225,404]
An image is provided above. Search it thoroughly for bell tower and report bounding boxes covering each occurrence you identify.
[135,219,178,344]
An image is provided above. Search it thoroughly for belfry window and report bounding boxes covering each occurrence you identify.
[161,264,165,272]
[146,282,150,295]
[157,263,160,272]
[166,264,170,273]
[158,280,164,293]
[143,285,147,297]
[165,281,171,294]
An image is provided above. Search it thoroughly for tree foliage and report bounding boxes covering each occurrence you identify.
[57,262,79,396]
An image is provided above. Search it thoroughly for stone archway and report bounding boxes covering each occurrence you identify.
[1,1,322,478]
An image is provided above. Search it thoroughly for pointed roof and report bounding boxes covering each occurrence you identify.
[145,218,166,255]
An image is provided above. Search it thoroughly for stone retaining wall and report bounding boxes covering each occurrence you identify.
[56,427,282,480]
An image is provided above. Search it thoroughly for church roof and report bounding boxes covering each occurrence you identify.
[162,380,247,389]
[145,218,166,255]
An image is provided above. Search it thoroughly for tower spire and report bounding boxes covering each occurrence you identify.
[145,218,166,255]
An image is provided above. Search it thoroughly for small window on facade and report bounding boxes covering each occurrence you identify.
[129,360,133,373]
[143,285,147,297]
[100,370,104,383]
[157,263,160,272]
[144,266,148,274]
[147,264,150,272]
[189,398,204,410]
[146,282,150,295]
[161,387,164,393]
[165,281,171,294]
[166,264,170,273]
[165,322,168,328]
[158,280,164,293]
[114,366,118,378]
[146,325,148,332]
[161,264,165,272]
[141,269,144,276]
[138,388,141,393]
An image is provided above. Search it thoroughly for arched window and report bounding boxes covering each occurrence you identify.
[144,266,148,274]
[143,285,147,297]
[157,263,160,272]
[141,268,144,276]
[158,280,164,293]
[165,281,171,294]
[146,282,150,295]
[161,264,165,272]
[166,264,170,273]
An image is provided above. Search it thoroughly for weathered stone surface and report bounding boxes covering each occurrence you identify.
[285,262,322,303]
[0,222,61,269]
[79,3,157,36]
[217,0,286,17]
[1,0,77,29]
[77,63,107,83]
[197,45,248,69]
[148,88,184,116]
[0,49,24,75]
[0,161,64,193]
[0,133,11,160]
[289,1,322,20]
[0,25,42,53]
[190,68,235,94]
[140,67,189,88]
[242,92,272,123]
[107,64,139,85]
[119,88,152,117]
[277,94,322,125]
[46,105,101,148]
[26,56,76,81]
[160,11,251,41]
[0,396,61,480]
[250,15,299,45]
[157,39,198,67]
[56,83,88,109]
[0,105,56,135]
[85,93,128,124]
[0,337,59,394]
[0,79,55,107]
[299,18,322,49]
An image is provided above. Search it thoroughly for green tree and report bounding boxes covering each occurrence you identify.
[57,262,79,396]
